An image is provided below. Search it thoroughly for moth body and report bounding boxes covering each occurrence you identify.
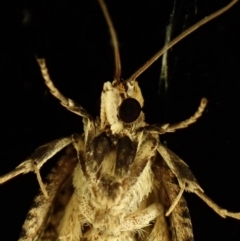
[1,1,240,241]
[56,79,169,240]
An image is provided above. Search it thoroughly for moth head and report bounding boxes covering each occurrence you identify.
[100,79,145,134]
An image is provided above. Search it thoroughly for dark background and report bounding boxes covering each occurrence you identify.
[0,0,240,240]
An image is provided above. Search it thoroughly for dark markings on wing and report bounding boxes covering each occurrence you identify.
[153,152,194,241]
[90,132,112,172]
[72,134,89,179]
[166,148,199,184]
[115,136,137,175]
[26,137,72,164]
[19,146,78,241]
[129,134,158,179]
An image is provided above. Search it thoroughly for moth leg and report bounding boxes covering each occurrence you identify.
[153,160,194,241]
[145,98,207,134]
[157,143,202,215]
[195,190,240,220]
[0,136,72,198]
[36,58,91,119]
[165,185,185,216]
[164,98,207,132]
[157,144,203,193]
[19,148,77,241]
[36,58,96,148]
[148,207,171,241]
[158,144,240,220]
[121,203,165,231]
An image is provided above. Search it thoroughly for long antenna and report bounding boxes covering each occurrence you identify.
[128,0,238,83]
[98,0,121,82]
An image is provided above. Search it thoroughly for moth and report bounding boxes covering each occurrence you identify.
[0,0,240,240]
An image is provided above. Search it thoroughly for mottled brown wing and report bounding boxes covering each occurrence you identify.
[153,152,194,241]
[19,146,78,241]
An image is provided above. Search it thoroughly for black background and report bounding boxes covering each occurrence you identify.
[0,0,240,240]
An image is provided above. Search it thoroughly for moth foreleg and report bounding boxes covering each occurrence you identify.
[157,143,204,216]
[162,97,207,132]
[157,144,202,193]
[0,136,72,198]
[145,98,207,135]
[19,147,77,241]
[195,189,240,219]
[36,58,91,120]
[158,144,240,220]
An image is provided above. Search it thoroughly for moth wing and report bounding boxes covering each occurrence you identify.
[153,151,194,241]
[18,146,78,241]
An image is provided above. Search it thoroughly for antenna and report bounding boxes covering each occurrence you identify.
[128,0,238,84]
[98,0,122,82]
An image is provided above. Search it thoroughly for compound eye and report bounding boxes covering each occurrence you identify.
[118,98,141,123]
